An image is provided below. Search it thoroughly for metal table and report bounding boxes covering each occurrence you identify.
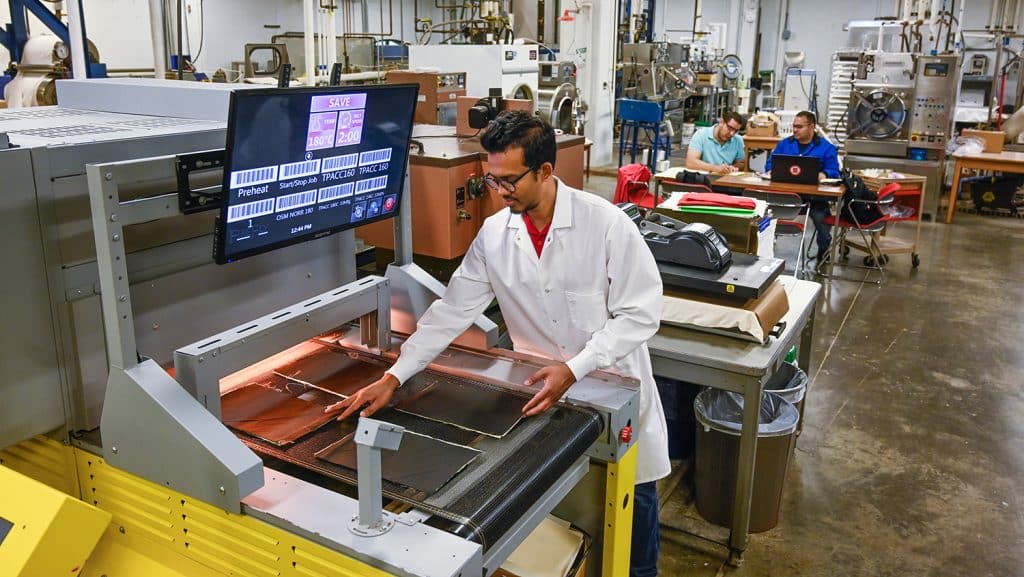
[647,276,821,564]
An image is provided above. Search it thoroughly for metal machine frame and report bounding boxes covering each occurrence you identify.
[55,145,642,576]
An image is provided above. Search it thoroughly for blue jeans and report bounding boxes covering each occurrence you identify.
[807,199,832,258]
[631,481,660,577]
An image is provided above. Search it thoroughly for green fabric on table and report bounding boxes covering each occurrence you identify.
[673,206,757,216]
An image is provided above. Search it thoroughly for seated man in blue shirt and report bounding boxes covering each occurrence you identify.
[765,110,841,262]
[685,111,745,174]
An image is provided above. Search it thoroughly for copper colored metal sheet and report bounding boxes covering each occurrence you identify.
[394,378,523,438]
[221,384,335,446]
[273,349,388,398]
[315,431,480,497]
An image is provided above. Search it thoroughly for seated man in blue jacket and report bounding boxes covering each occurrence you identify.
[765,110,841,262]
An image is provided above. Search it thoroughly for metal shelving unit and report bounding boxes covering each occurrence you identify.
[826,50,861,148]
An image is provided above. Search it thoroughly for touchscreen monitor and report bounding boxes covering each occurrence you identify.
[215,84,418,264]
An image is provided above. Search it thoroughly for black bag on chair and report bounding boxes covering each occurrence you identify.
[840,168,884,224]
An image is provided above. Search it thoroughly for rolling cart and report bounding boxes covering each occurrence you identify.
[842,171,926,268]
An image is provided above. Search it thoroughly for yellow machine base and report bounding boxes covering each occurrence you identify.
[2,436,638,577]
[0,464,110,577]
[2,437,389,577]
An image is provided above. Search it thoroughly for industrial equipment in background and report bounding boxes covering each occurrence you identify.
[357,100,586,277]
[617,40,703,152]
[825,50,862,145]
[384,70,466,125]
[0,78,629,577]
[237,33,400,85]
[4,34,101,106]
[619,42,695,107]
[537,60,584,134]
[408,44,541,110]
[271,32,377,74]
[242,43,291,85]
[778,50,816,114]
[782,68,817,112]
[841,51,960,219]
[414,0,513,44]
[1,0,108,107]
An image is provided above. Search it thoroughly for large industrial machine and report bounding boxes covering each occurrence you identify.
[3,34,101,106]
[842,51,960,218]
[619,42,694,106]
[1,1,108,108]
[0,78,636,577]
[537,60,583,134]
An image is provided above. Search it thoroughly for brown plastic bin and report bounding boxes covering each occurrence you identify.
[693,389,799,533]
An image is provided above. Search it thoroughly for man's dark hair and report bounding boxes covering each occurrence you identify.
[480,111,557,170]
[796,110,817,125]
[722,111,745,128]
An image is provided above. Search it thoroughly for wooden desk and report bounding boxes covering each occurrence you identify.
[712,173,844,199]
[945,151,1024,223]
[742,136,781,171]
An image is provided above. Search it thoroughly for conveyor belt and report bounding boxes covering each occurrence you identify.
[226,347,603,551]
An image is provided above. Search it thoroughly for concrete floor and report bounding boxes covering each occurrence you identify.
[581,171,1024,577]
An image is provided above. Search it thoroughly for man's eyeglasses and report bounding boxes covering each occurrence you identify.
[483,167,535,193]
[722,123,742,134]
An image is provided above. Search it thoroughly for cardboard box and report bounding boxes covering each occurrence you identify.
[493,517,590,577]
[663,278,791,344]
[961,129,1006,153]
[655,205,761,255]
[746,120,778,137]
[696,72,719,87]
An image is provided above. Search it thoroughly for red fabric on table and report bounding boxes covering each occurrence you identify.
[676,192,756,209]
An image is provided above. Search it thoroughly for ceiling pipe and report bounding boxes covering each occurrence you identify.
[66,0,88,78]
[148,0,167,78]
[305,0,316,84]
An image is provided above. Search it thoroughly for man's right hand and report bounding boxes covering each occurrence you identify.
[324,373,400,421]
[719,164,738,174]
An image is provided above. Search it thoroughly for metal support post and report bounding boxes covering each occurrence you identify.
[349,418,405,537]
[393,158,413,266]
[65,0,89,78]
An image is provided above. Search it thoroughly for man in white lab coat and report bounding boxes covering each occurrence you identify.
[327,111,670,577]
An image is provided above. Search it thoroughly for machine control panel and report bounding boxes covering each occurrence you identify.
[436,72,467,91]
[909,95,949,145]
[907,55,959,151]
[539,61,576,87]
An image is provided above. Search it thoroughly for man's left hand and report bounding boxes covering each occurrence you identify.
[521,363,577,416]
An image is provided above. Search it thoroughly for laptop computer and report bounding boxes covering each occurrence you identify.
[770,154,821,185]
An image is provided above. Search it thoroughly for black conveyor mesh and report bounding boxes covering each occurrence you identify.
[230,349,603,552]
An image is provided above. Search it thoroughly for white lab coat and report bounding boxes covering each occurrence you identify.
[389,179,671,484]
